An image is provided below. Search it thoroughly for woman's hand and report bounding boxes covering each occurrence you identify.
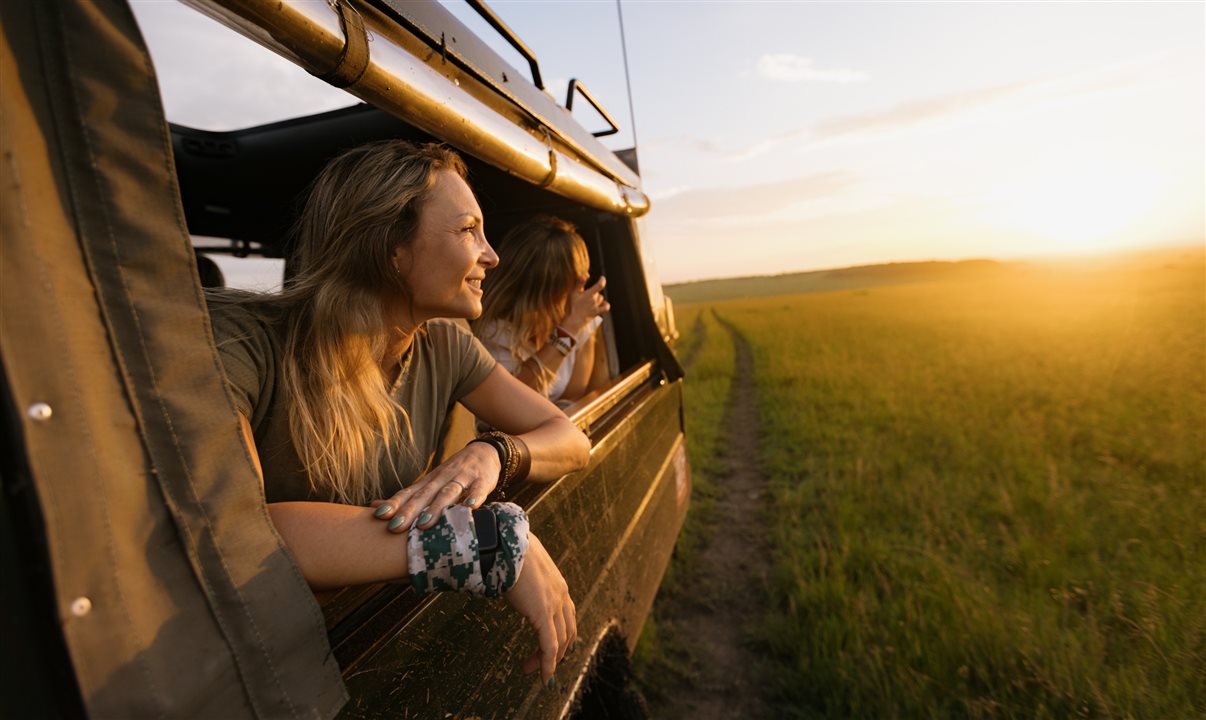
[506,531,577,685]
[559,276,610,337]
[371,442,500,531]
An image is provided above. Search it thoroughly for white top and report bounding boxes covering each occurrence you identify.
[477,316,602,403]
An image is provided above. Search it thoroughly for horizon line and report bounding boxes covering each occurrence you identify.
[663,241,1204,287]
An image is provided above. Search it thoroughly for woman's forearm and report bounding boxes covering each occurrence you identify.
[269,501,408,590]
[513,342,569,394]
[517,415,590,481]
[462,367,590,482]
[561,331,596,401]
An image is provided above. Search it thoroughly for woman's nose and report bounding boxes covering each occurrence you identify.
[480,237,499,268]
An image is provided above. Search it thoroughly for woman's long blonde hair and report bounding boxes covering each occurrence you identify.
[473,216,589,358]
[227,140,467,504]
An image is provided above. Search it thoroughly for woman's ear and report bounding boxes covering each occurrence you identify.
[391,245,410,276]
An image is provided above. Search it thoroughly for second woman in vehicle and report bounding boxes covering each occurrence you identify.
[473,216,610,406]
[207,140,586,684]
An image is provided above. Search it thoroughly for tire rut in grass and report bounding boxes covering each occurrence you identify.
[678,311,708,371]
[655,312,773,719]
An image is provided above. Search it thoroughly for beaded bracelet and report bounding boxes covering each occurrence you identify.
[470,431,531,498]
[406,502,529,597]
[548,326,576,357]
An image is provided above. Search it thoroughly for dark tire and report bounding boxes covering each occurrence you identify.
[568,631,650,720]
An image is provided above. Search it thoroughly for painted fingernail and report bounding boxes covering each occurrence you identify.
[388,515,407,530]
[374,504,392,518]
[546,677,556,689]
[463,497,477,507]
[417,511,432,525]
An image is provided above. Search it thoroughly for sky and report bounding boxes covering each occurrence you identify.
[132,1,1204,284]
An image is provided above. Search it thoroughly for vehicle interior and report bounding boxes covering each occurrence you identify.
[176,102,639,367]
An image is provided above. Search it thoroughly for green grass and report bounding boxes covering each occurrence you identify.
[648,248,1205,717]
[633,304,737,691]
[665,259,1014,305]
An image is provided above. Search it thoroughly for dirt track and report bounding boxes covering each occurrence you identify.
[653,313,774,719]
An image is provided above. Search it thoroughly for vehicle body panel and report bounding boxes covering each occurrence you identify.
[335,381,687,718]
[0,0,345,715]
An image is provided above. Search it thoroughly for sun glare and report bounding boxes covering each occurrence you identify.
[979,166,1166,253]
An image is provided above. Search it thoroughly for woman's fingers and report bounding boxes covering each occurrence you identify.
[505,531,577,686]
[417,481,471,529]
[537,615,559,684]
[564,275,609,332]
[371,486,414,524]
[399,477,476,531]
[459,475,489,509]
[552,603,568,664]
[561,597,577,660]
[380,483,432,533]
[386,481,440,532]
[377,444,499,532]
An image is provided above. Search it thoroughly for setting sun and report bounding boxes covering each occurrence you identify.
[979,164,1166,252]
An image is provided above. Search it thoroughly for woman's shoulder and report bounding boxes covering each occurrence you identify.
[418,319,497,396]
[205,290,283,347]
[421,318,486,360]
[425,318,476,343]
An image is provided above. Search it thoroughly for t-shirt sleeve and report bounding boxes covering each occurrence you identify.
[443,321,498,401]
[207,301,274,421]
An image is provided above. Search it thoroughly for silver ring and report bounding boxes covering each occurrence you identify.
[447,480,466,494]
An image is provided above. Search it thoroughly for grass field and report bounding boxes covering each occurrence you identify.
[653,248,1205,718]
[632,306,736,687]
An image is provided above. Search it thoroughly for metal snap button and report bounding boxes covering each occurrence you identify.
[70,597,92,617]
[27,403,52,421]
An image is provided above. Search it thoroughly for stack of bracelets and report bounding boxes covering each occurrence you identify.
[407,502,529,597]
[468,430,531,498]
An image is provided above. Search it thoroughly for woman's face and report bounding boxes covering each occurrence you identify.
[394,171,498,323]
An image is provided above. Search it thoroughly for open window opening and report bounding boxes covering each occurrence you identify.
[171,103,659,421]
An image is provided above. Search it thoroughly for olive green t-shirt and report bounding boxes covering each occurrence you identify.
[207,299,496,503]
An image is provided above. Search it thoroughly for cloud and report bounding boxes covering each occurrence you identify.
[654,171,859,223]
[698,58,1154,161]
[694,80,1033,160]
[756,53,868,83]
[810,81,1030,139]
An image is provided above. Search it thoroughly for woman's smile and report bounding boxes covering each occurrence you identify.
[395,171,498,322]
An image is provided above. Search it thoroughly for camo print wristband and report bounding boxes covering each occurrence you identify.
[484,502,529,597]
[407,502,529,597]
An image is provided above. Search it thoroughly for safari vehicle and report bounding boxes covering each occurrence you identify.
[0,0,687,718]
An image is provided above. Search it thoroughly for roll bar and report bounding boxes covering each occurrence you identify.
[181,0,649,216]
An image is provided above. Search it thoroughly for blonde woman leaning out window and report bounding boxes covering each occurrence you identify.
[207,141,587,685]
